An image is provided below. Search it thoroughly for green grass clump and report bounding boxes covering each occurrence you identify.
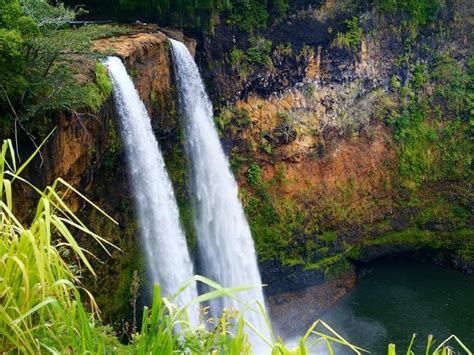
[333,17,363,50]
[229,47,246,69]
[228,36,274,79]
[247,162,264,187]
[95,61,113,100]
[247,36,273,68]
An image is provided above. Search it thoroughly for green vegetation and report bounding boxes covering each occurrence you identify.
[246,162,263,187]
[333,17,363,50]
[242,167,330,265]
[298,44,315,60]
[95,62,113,99]
[347,228,474,264]
[64,0,289,31]
[228,36,274,79]
[274,42,293,57]
[0,0,128,136]
[377,0,441,27]
[0,136,120,353]
[225,0,288,31]
[387,56,472,190]
[432,55,472,116]
[216,105,253,136]
[117,0,228,30]
[247,36,273,67]
[226,0,269,31]
[229,48,246,68]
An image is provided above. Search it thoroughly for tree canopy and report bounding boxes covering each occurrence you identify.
[0,0,125,136]
[63,0,290,31]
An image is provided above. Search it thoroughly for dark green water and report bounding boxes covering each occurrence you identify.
[321,260,474,354]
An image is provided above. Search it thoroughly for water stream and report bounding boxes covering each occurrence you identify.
[170,39,271,351]
[105,56,198,323]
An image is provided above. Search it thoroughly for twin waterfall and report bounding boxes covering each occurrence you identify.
[106,39,269,351]
[105,57,199,324]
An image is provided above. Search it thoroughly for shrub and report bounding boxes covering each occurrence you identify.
[432,55,470,117]
[228,36,273,79]
[229,47,246,69]
[274,42,292,57]
[95,61,113,99]
[227,0,269,31]
[377,0,441,27]
[297,44,315,61]
[246,162,263,187]
[247,36,273,68]
[386,56,472,191]
[269,0,289,19]
[333,17,363,50]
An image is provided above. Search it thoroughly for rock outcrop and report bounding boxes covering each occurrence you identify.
[194,0,473,299]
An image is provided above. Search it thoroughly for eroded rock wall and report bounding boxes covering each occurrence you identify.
[192,0,473,297]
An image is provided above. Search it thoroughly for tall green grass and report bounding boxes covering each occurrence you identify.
[388,334,472,355]
[0,135,119,353]
[129,276,369,354]
[0,136,471,354]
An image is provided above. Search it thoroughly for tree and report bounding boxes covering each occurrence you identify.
[0,0,36,100]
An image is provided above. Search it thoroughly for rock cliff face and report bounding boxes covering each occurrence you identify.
[193,0,473,295]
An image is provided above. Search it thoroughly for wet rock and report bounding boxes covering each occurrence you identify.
[260,260,326,296]
[268,271,356,338]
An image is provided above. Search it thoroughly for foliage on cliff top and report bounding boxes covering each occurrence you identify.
[0,0,128,137]
[63,0,289,31]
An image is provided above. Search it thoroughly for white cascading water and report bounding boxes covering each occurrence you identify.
[170,40,271,352]
[105,56,199,324]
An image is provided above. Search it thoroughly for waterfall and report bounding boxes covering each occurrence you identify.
[105,56,198,324]
[170,40,271,351]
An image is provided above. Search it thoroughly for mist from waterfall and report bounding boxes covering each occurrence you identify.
[170,39,271,351]
[105,56,198,324]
